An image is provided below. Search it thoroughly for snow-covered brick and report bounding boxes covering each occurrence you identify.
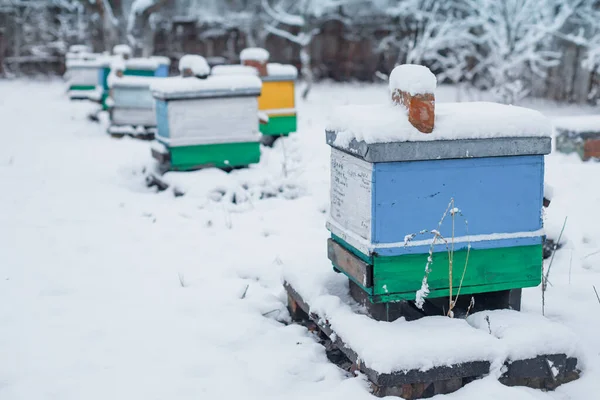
[211,65,259,77]
[240,48,270,62]
[389,64,436,134]
[151,75,262,100]
[241,48,270,76]
[328,102,552,146]
[113,44,132,58]
[266,63,298,79]
[389,64,437,96]
[467,310,580,361]
[178,55,210,77]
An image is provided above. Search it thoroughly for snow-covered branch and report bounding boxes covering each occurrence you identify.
[261,0,305,27]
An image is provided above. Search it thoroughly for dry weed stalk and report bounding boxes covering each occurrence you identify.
[405,198,471,317]
[542,216,567,316]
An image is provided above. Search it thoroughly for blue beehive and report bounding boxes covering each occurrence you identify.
[325,65,552,306]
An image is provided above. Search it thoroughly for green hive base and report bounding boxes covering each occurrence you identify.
[329,236,542,304]
[69,85,96,92]
[157,141,261,171]
[259,115,297,136]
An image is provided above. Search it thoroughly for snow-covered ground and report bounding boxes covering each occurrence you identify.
[1,79,599,399]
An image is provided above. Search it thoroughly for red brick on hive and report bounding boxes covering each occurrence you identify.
[240,48,270,77]
[389,64,436,134]
[583,139,600,160]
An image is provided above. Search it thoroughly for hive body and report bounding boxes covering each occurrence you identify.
[326,115,551,304]
[98,57,170,110]
[258,77,297,137]
[150,76,262,170]
[66,58,102,100]
[108,78,157,134]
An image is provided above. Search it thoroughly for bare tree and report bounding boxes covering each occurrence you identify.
[462,0,585,103]
[127,0,171,57]
[261,0,324,99]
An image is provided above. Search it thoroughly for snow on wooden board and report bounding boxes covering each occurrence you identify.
[467,310,580,361]
[389,64,436,95]
[283,264,503,373]
[151,75,262,99]
[328,102,552,145]
[240,47,270,62]
[553,115,600,133]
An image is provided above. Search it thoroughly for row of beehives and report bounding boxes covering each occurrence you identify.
[66,50,581,393]
[64,44,298,171]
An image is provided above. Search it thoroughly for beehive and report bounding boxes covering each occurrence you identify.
[97,56,171,110]
[108,76,157,134]
[258,64,298,136]
[326,65,551,304]
[65,56,102,100]
[554,116,600,161]
[239,48,298,137]
[150,74,263,170]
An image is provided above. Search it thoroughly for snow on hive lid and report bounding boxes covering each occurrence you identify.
[151,55,171,66]
[151,75,262,100]
[126,57,160,71]
[211,65,259,77]
[389,64,437,96]
[178,55,210,77]
[553,115,600,134]
[113,44,132,57]
[329,102,551,144]
[240,47,270,62]
[264,63,298,80]
[467,310,580,361]
[326,102,552,162]
[108,75,158,89]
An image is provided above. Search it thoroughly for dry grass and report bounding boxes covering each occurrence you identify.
[406,198,471,317]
